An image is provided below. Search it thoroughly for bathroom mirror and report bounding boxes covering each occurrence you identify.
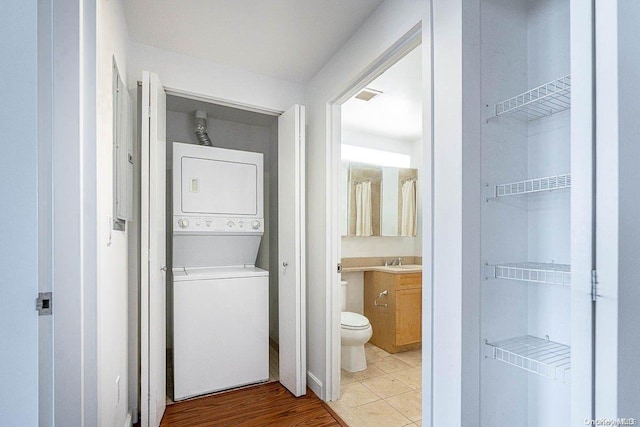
[342,161,418,237]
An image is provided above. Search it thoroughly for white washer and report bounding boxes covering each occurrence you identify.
[172,266,269,401]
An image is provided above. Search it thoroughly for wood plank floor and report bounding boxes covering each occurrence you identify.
[160,382,347,427]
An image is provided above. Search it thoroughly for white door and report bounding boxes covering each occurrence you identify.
[0,2,40,422]
[278,105,307,397]
[141,71,167,427]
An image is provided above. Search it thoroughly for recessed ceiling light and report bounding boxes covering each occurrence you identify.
[354,88,382,102]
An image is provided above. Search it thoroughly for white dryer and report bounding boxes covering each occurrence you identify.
[171,142,269,400]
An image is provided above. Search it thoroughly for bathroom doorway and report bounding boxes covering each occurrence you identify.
[326,27,425,426]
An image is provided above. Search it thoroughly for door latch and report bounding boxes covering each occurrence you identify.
[337,263,342,273]
[36,292,53,316]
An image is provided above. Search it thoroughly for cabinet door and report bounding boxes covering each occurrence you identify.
[395,288,421,346]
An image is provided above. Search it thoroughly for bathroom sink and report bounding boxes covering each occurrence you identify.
[378,264,422,272]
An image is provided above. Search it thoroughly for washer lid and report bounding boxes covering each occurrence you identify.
[172,265,268,281]
[340,312,370,329]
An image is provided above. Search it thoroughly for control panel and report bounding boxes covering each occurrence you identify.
[173,216,264,234]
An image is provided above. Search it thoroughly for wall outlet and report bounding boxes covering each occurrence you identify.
[115,375,121,406]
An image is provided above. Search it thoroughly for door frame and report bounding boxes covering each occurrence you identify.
[133,84,284,418]
[324,23,424,402]
[49,0,99,425]
[570,0,596,421]
[136,84,311,413]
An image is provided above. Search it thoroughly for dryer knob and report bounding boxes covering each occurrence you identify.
[252,220,261,230]
[178,218,189,228]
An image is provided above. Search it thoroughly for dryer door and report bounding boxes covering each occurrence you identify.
[181,157,258,215]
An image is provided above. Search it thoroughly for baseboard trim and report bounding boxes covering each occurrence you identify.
[307,371,323,399]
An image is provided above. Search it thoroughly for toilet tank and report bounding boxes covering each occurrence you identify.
[341,280,348,311]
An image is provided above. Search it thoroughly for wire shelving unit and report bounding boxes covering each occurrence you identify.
[490,75,571,121]
[494,174,571,198]
[485,262,571,286]
[485,335,571,383]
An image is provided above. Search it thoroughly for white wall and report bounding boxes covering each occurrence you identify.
[128,42,305,114]
[0,1,39,425]
[340,272,365,314]
[96,0,131,425]
[596,0,640,419]
[305,0,425,399]
[615,1,640,416]
[342,237,419,258]
[525,2,571,425]
[479,1,529,426]
[431,0,482,426]
[342,128,415,155]
[38,0,54,423]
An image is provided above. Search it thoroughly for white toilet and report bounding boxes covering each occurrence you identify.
[340,280,373,372]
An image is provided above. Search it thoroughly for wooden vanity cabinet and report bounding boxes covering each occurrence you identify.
[364,271,422,353]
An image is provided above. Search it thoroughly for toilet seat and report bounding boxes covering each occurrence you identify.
[341,312,370,330]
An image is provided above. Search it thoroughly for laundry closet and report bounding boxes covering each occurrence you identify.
[135,71,306,425]
[164,96,280,401]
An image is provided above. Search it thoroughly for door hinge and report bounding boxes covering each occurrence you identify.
[591,270,599,301]
[36,292,53,316]
[337,263,342,273]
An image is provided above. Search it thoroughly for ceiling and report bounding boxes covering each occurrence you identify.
[341,46,422,141]
[123,0,385,84]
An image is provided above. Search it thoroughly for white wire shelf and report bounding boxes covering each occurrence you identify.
[494,174,571,198]
[485,262,571,286]
[485,335,571,383]
[491,75,571,121]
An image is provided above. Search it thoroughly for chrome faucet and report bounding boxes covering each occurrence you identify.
[385,257,403,266]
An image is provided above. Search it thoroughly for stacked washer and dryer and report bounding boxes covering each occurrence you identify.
[171,142,269,401]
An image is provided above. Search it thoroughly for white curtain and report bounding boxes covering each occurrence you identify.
[401,179,417,236]
[355,181,373,236]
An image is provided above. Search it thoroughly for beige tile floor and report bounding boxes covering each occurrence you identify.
[328,343,422,427]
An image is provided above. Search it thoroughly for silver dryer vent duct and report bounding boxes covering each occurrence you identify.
[194,110,213,146]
